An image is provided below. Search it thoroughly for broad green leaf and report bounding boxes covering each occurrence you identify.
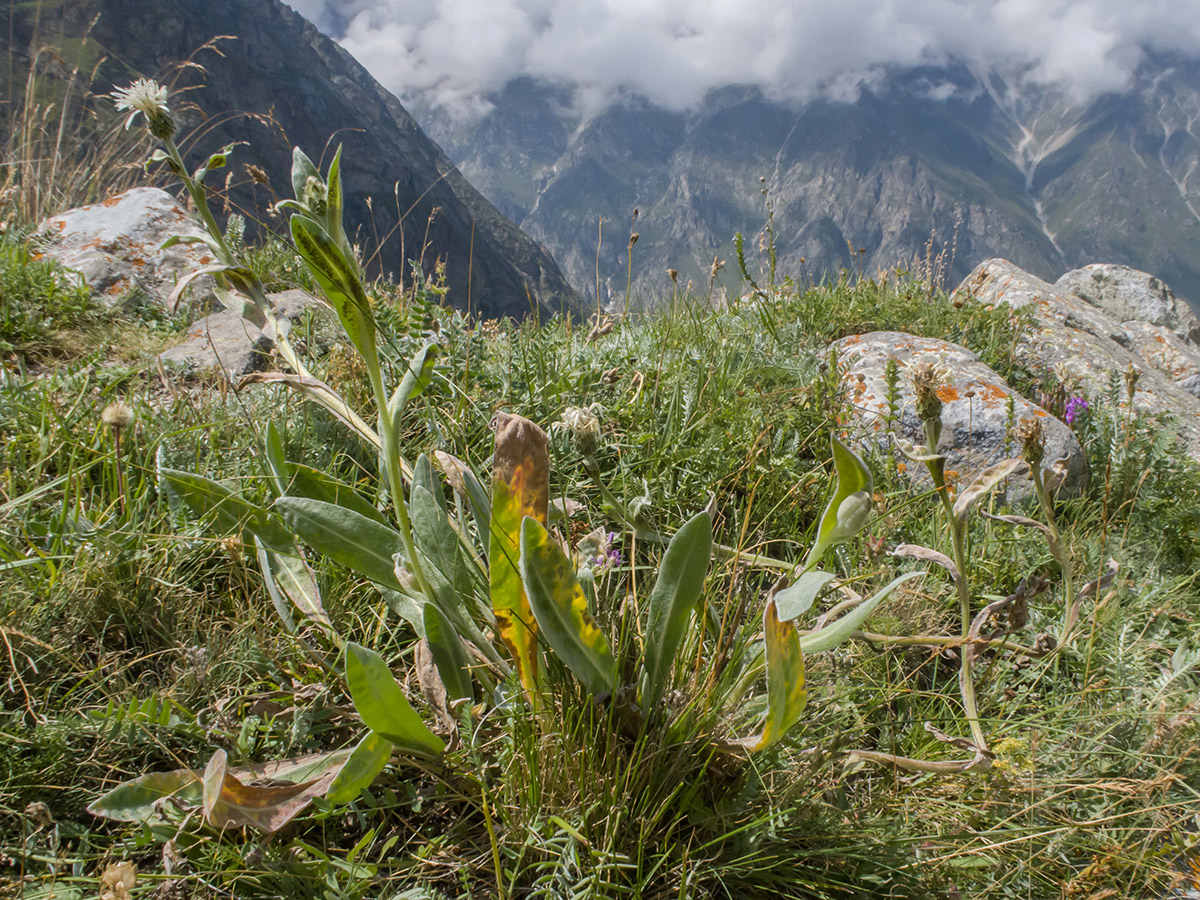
[264,422,289,498]
[290,146,321,202]
[159,468,291,548]
[520,518,618,697]
[380,587,426,639]
[423,602,473,701]
[774,569,837,622]
[641,511,712,713]
[413,454,446,513]
[255,536,332,631]
[827,491,873,545]
[344,643,445,757]
[277,497,404,590]
[280,462,387,526]
[325,144,344,245]
[753,598,807,752]
[489,412,549,696]
[87,769,202,824]
[411,484,471,597]
[326,730,392,805]
[808,435,873,563]
[799,571,925,653]
[289,213,376,366]
[389,342,441,434]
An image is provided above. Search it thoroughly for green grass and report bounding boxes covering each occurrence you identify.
[3,226,1200,900]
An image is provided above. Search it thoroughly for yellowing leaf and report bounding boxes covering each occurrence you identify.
[520,517,618,697]
[489,412,549,696]
[753,598,807,752]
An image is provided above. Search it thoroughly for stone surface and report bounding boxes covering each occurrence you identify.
[159,311,272,379]
[1056,264,1200,345]
[952,259,1200,458]
[830,332,1086,498]
[37,187,218,309]
[1118,321,1200,398]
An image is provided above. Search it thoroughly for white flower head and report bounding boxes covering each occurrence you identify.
[557,405,603,454]
[112,79,173,137]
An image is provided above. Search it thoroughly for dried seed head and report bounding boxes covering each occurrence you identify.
[628,231,639,250]
[101,401,135,431]
[910,360,945,424]
[666,268,678,283]
[1017,416,1045,466]
[246,164,271,187]
[1124,363,1141,401]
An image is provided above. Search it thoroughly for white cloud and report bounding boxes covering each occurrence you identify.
[289,0,1200,115]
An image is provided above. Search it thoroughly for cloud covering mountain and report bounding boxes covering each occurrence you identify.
[287,0,1200,115]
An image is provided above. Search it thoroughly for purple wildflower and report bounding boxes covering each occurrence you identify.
[1064,396,1088,425]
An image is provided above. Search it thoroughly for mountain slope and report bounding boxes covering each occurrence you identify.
[413,65,1200,309]
[5,0,582,318]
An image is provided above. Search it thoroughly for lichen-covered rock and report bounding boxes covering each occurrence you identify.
[830,331,1085,498]
[37,187,217,309]
[1055,263,1200,345]
[159,311,271,379]
[1118,321,1200,398]
[953,259,1200,458]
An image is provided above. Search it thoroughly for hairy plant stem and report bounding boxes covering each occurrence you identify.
[160,137,311,377]
[924,417,988,752]
[367,361,434,606]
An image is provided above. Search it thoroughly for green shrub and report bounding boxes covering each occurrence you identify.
[0,231,95,354]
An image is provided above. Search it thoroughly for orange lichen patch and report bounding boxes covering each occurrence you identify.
[1033,409,1048,417]
[897,462,907,473]
[102,197,121,207]
[130,258,147,267]
[49,220,66,232]
[103,277,132,296]
[853,381,867,396]
[842,335,862,344]
[978,383,1008,402]
[936,384,960,402]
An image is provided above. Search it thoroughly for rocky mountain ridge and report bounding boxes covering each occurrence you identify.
[3,0,582,319]
[411,63,1200,310]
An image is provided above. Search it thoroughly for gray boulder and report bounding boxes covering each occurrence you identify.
[37,187,218,310]
[953,259,1200,457]
[159,311,272,379]
[830,332,1086,498]
[1055,263,1200,346]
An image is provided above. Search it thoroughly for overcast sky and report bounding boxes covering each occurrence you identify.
[286,0,1200,116]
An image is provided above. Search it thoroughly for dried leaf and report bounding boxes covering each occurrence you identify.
[892,543,960,584]
[201,748,339,834]
[415,639,455,733]
[1042,456,1073,495]
[952,458,1029,522]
